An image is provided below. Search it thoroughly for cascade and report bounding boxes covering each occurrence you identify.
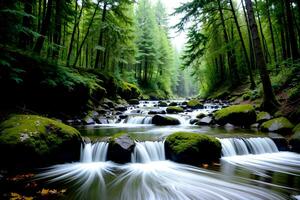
[131,141,165,163]
[80,142,109,162]
[219,137,279,157]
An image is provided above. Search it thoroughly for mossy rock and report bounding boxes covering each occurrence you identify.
[158,101,168,107]
[118,81,141,100]
[256,112,271,124]
[107,133,135,164]
[187,99,203,109]
[166,106,184,114]
[128,99,139,105]
[0,115,82,169]
[260,117,294,135]
[152,115,180,125]
[213,104,256,127]
[290,123,300,153]
[196,113,206,119]
[165,132,221,166]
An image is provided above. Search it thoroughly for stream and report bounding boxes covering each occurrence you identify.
[34,101,300,199]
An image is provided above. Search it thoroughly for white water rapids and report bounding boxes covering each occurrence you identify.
[36,140,300,199]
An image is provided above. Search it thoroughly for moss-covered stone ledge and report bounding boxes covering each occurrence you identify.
[166,106,184,114]
[260,117,294,135]
[213,104,256,127]
[165,132,221,166]
[187,99,203,109]
[0,114,82,170]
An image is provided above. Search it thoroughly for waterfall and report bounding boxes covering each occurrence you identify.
[80,142,109,162]
[219,137,279,157]
[126,116,153,124]
[131,141,166,163]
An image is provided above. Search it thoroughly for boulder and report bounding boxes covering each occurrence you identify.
[290,123,300,153]
[107,134,135,163]
[190,119,200,125]
[256,112,271,124]
[103,98,115,108]
[115,105,127,112]
[95,117,109,124]
[166,106,184,114]
[0,115,82,169]
[187,99,203,109]
[196,113,206,119]
[213,104,256,127]
[83,116,95,125]
[196,116,213,125]
[165,132,221,166]
[148,109,166,115]
[158,101,168,107]
[260,117,294,135]
[128,99,139,105]
[152,115,180,125]
[169,102,178,106]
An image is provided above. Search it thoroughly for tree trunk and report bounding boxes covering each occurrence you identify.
[265,0,278,68]
[73,1,100,67]
[229,0,255,88]
[94,1,108,69]
[52,0,63,60]
[19,0,34,49]
[217,0,239,86]
[67,0,83,66]
[245,0,279,112]
[33,0,53,53]
[283,0,299,60]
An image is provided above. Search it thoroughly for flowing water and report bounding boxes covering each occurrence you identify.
[37,100,300,199]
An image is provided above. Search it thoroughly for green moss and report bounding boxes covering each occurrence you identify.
[242,93,250,100]
[165,132,221,165]
[0,114,81,168]
[118,81,141,100]
[152,115,180,125]
[187,99,203,109]
[166,106,184,114]
[158,101,168,107]
[260,117,294,135]
[213,104,256,126]
[256,112,271,123]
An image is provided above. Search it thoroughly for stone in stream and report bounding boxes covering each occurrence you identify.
[128,99,139,105]
[0,115,82,169]
[152,115,180,125]
[107,134,135,163]
[115,105,127,112]
[256,111,272,124]
[165,132,221,166]
[83,116,95,125]
[196,116,213,126]
[260,117,294,135]
[213,104,256,127]
[187,99,203,109]
[196,113,206,119]
[158,101,168,107]
[166,106,184,114]
[190,119,200,125]
[290,123,300,153]
[148,109,166,115]
[169,102,178,106]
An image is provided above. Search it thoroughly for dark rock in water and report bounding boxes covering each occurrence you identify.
[190,119,200,125]
[95,117,109,124]
[107,134,135,164]
[166,106,184,114]
[269,133,289,151]
[196,116,213,125]
[158,101,168,107]
[169,102,178,106]
[83,116,95,125]
[101,104,110,110]
[251,123,259,128]
[103,98,115,108]
[182,101,188,105]
[152,115,180,125]
[260,117,294,135]
[97,108,107,115]
[213,104,256,127]
[128,99,139,105]
[115,111,123,115]
[290,123,300,153]
[119,115,128,120]
[196,113,206,119]
[115,105,127,112]
[148,109,166,115]
[130,109,141,114]
[165,132,221,166]
[0,115,82,169]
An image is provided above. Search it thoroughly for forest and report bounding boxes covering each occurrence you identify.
[0,0,300,199]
